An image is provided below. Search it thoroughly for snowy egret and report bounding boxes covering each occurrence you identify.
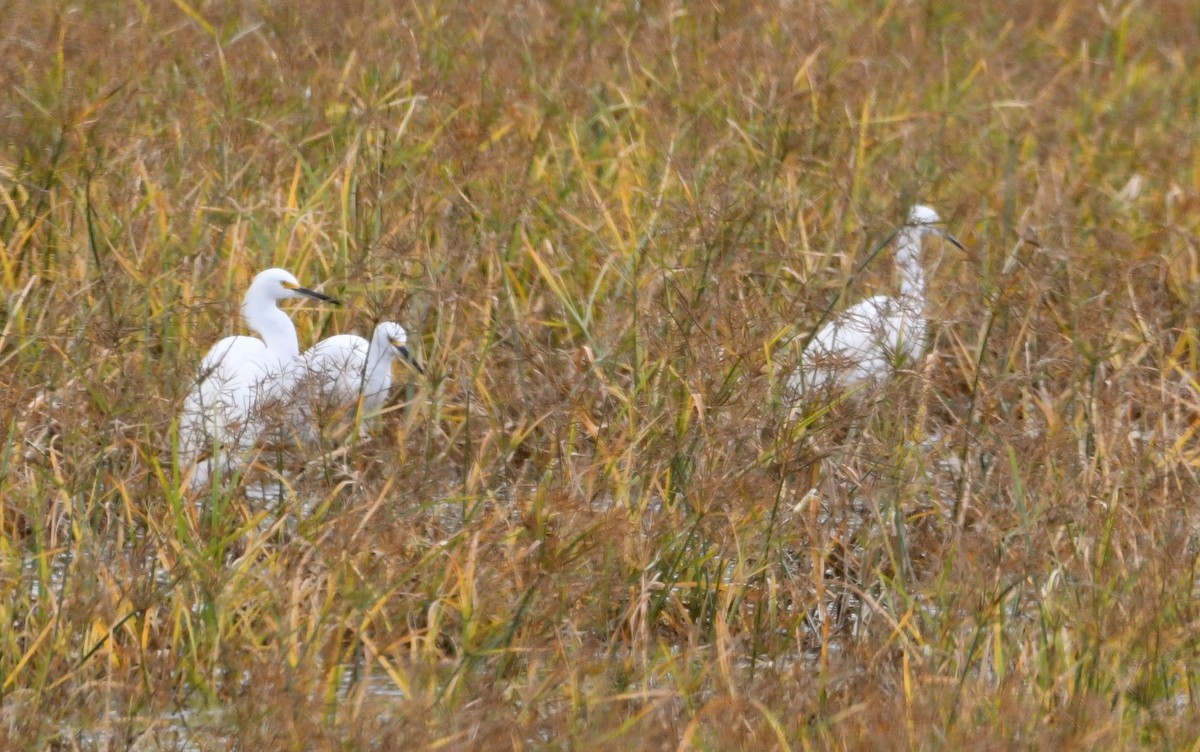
[296,321,422,439]
[178,268,339,488]
[788,205,964,401]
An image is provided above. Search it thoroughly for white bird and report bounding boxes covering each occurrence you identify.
[297,321,422,439]
[179,268,338,488]
[788,205,964,401]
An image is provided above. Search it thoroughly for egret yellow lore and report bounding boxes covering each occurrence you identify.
[178,268,339,488]
[788,205,965,401]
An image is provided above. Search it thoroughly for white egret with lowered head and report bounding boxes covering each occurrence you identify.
[178,267,339,488]
[297,320,423,439]
[788,205,965,402]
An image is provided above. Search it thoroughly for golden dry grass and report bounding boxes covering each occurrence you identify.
[4,0,1200,748]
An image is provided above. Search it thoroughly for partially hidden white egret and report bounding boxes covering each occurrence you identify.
[179,268,339,488]
[296,320,423,439]
[788,205,965,402]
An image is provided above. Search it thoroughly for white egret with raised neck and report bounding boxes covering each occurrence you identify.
[788,205,965,401]
[179,268,339,488]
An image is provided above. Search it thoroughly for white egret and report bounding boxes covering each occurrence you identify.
[297,320,422,439]
[788,205,964,401]
[178,268,339,488]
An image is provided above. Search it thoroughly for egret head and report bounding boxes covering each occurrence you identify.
[902,205,965,251]
[250,268,340,304]
[907,205,941,227]
[375,321,424,374]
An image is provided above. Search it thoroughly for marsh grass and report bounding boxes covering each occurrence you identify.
[4,0,1200,748]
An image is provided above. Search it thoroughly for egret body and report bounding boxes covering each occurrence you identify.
[298,321,421,438]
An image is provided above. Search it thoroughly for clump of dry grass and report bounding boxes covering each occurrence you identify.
[4,0,1200,748]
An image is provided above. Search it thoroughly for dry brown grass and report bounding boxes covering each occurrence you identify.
[4,0,1200,748]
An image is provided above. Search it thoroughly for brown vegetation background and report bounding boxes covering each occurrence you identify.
[3,0,1200,748]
